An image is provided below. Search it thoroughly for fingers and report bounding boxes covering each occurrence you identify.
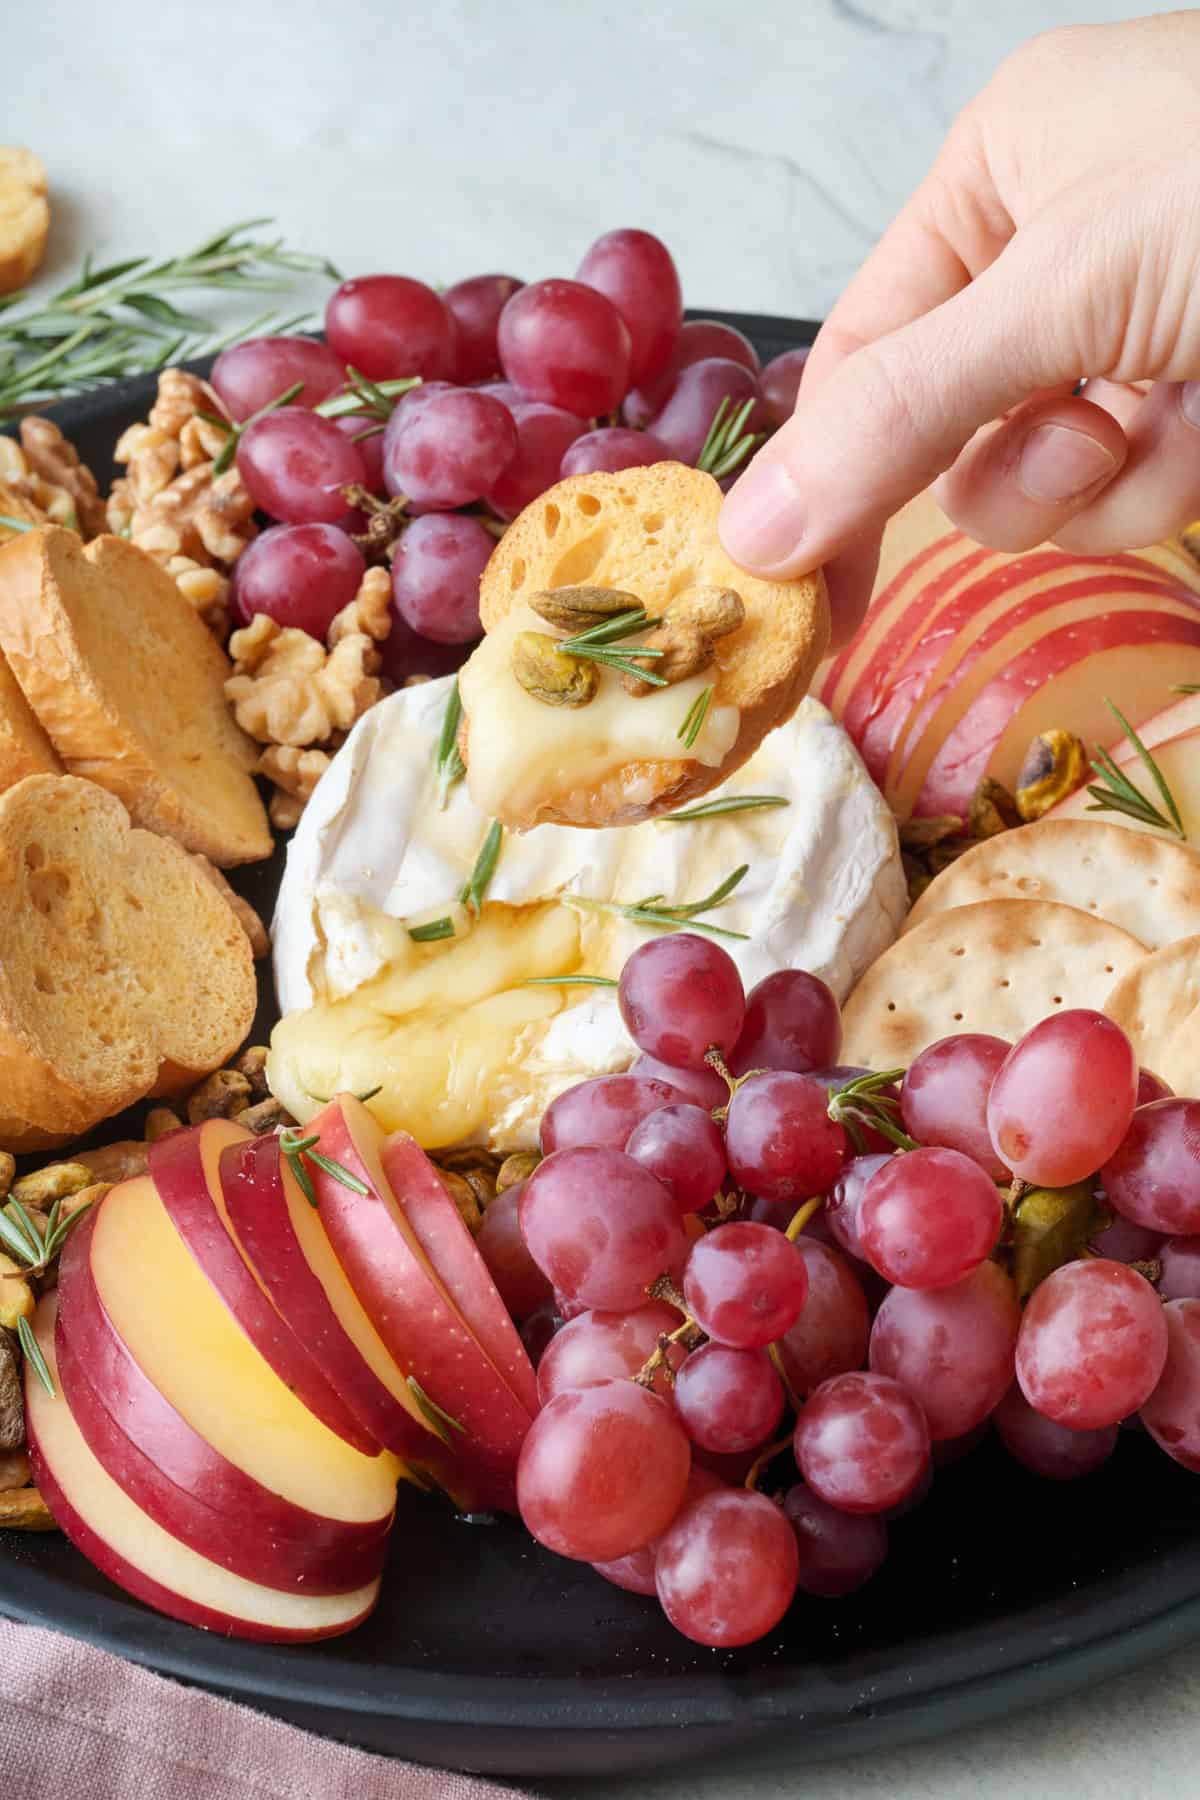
[1049,381,1200,552]
[822,530,883,652]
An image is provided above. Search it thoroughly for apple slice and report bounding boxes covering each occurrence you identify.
[27,1297,381,1642]
[381,1132,538,1417]
[1053,728,1200,840]
[89,1175,400,1526]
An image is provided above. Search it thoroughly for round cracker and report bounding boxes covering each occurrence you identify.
[841,898,1146,1069]
[905,818,1200,952]
[1102,933,1200,1070]
[1158,1009,1200,1097]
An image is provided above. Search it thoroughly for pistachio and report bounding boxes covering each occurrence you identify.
[187,1068,253,1124]
[1016,729,1088,821]
[235,1045,271,1102]
[969,777,1021,839]
[145,1106,184,1143]
[528,585,642,632]
[10,1162,94,1209]
[0,1486,56,1532]
[0,1255,32,1332]
[620,586,744,696]
[436,1147,499,1211]
[63,1182,110,1221]
[75,1141,148,1184]
[237,1097,296,1136]
[437,1169,483,1235]
[899,814,963,852]
[496,1150,540,1193]
[667,585,745,639]
[0,1154,13,1202]
[512,631,598,707]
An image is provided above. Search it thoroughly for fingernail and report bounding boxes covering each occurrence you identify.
[1180,383,1200,429]
[1017,424,1118,504]
[719,458,807,571]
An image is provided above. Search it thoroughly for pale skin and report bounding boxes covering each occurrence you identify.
[719,12,1200,646]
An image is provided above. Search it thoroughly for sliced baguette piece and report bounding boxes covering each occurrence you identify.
[0,775,256,1150]
[0,648,60,793]
[0,527,271,866]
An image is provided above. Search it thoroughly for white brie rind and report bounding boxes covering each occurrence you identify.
[269,676,906,1153]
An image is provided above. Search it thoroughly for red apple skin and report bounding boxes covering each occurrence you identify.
[55,1210,393,1591]
[381,1132,539,1418]
[148,1122,375,1454]
[303,1098,534,1510]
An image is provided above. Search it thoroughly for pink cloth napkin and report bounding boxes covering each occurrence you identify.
[0,1618,533,1800]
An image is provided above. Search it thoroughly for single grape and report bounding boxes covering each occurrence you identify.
[554,1288,589,1323]
[476,378,526,406]
[623,319,761,429]
[539,1073,683,1155]
[576,228,682,386]
[1100,1099,1200,1235]
[993,1384,1117,1480]
[517,1379,690,1561]
[1137,1068,1174,1105]
[783,1485,887,1597]
[1159,1237,1200,1300]
[381,385,517,509]
[808,1068,902,1156]
[332,413,387,491]
[389,512,493,644]
[625,1104,727,1213]
[900,1034,1011,1178]
[1142,1299,1200,1470]
[775,1239,870,1395]
[824,1153,891,1262]
[859,1147,1002,1290]
[648,358,765,466]
[682,1221,808,1348]
[485,401,586,520]
[519,1147,687,1311]
[536,1302,685,1405]
[475,1185,554,1320]
[211,336,346,421]
[325,275,457,381]
[591,1465,723,1596]
[445,274,523,383]
[725,1072,848,1204]
[760,347,811,428]
[231,523,365,638]
[730,969,842,1077]
[673,1342,785,1454]
[377,611,468,686]
[519,1303,563,1368]
[987,1010,1138,1186]
[560,427,670,478]
[793,1371,931,1515]
[1016,1258,1167,1429]
[498,278,631,417]
[1089,1211,1165,1264]
[655,1488,799,1647]
[618,933,745,1071]
[869,1261,1020,1439]
[236,409,365,525]
[629,1052,728,1111]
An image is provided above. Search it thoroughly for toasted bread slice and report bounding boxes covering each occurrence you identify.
[0,650,59,792]
[0,148,49,296]
[460,463,828,828]
[0,776,256,1150]
[0,528,271,866]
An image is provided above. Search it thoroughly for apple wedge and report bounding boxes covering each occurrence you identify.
[54,1211,392,1591]
[381,1132,539,1418]
[27,1296,381,1642]
[1053,728,1200,841]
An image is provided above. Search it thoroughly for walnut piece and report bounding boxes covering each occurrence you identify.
[18,417,106,536]
[622,585,745,696]
[0,1336,23,1452]
[187,1069,253,1124]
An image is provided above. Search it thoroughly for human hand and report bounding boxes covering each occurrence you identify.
[719,13,1200,645]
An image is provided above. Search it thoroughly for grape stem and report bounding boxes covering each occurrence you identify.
[783,1198,823,1243]
[339,485,410,559]
[743,1434,795,1494]
[633,1277,705,1388]
[766,1341,804,1416]
[826,1068,916,1154]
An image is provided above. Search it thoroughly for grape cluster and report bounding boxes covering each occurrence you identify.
[473,931,1200,1650]
[208,229,800,666]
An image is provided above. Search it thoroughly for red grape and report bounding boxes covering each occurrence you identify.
[389,512,492,644]
[378,612,468,685]
[987,1010,1138,1186]
[381,386,517,508]
[783,1485,887,1596]
[591,1465,723,1596]
[725,1072,848,1204]
[993,1384,1117,1480]
[517,1379,690,1561]
[625,1104,727,1213]
[475,1185,553,1320]
[794,1371,930,1515]
[648,358,765,466]
[825,1153,891,1262]
[325,275,457,381]
[655,1488,798,1647]
[236,409,365,525]
[618,933,745,1071]
[869,1261,1020,1439]
[760,347,810,428]
[477,379,525,407]
[560,427,670,478]
[673,1342,784,1453]
[775,1239,870,1395]
[536,1302,684,1405]
[1101,1099,1200,1235]
[576,228,682,386]
[445,274,523,383]
[498,279,631,417]
[624,319,761,429]
[682,1221,808,1347]
[231,522,364,638]
[211,336,345,421]
[519,1303,563,1367]
[1159,1237,1200,1300]
[629,1052,728,1111]
[485,401,586,520]
[519,1147,687,1311]
[332,413,386,491]
[1137,1068,1174,1105]
[1016,1257,1167,1429]
[1142,1299,1200,1470]
[900,1034,1011,1178]
[730,970,841,1077]
[539,1073,683,1156]
[859,1148,1002,1290]
[1090,1212,1165,1264]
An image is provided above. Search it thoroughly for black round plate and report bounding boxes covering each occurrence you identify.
[2,315,1197,1782]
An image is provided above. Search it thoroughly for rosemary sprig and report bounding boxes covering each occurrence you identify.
[1085,699,1185,838]
[409,916,456,944]
[695,396,765,480]
[0,516,35,535]
[677,686,714,749]
[569,864,750,941]
[17,1315,53,1399]
[408,1377,468,1445]
[1172,684,1200,695]
[315,369,422,423]
[460,821,503,916]
[826,1068,915,1154]
[558,608,669,688]
[664,794,790,822]
[207,379,305,476]
[0,1194,92,1277]
[433,679,466,810]
[521,974,619,988]
[279,1127,369,1208]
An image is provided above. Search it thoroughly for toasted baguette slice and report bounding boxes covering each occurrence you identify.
[0,528,271,866]
[461,463,828,828]
[0,776,257,1150]
[0,650,59,792]
[0,148,49,295]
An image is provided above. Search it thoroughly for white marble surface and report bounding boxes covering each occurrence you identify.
[6,0,1193,1795]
